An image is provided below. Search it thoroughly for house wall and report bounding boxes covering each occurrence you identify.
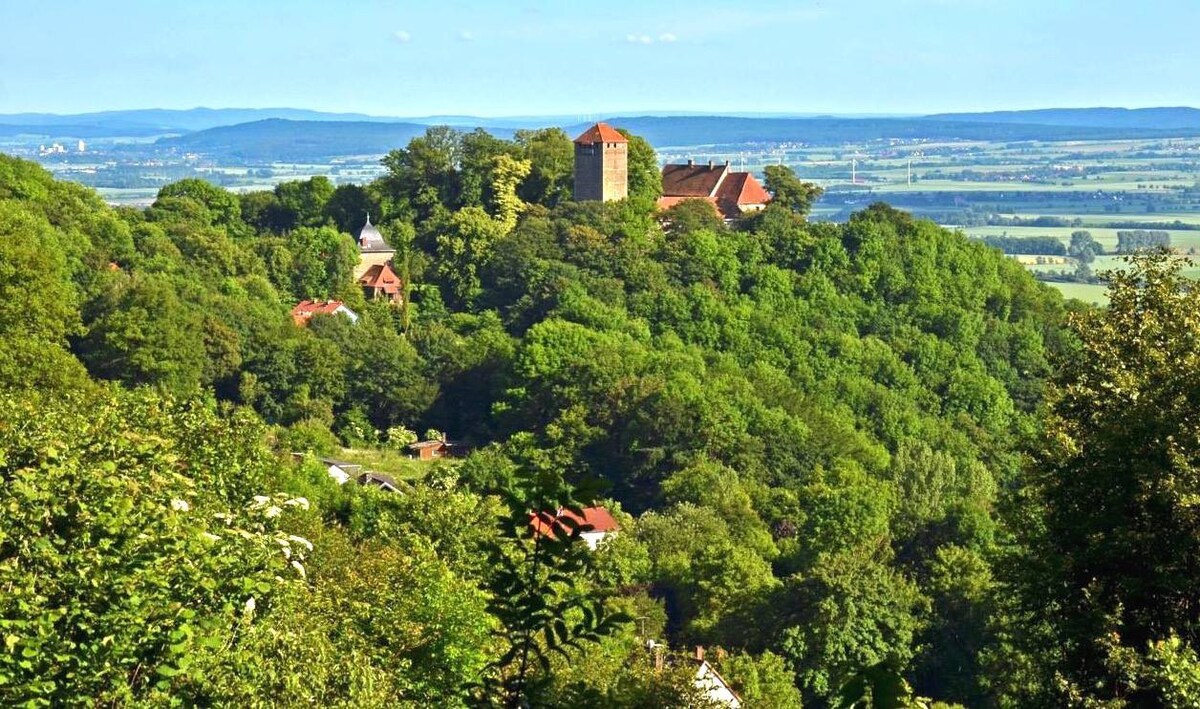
[581,530,614,550]
[327,465,351,485]
[415,445,446,461]
[353,251,394,280]
[695,663,741,707]
[334,306,360,324]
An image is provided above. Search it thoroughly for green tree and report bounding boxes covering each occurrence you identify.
[156,178,244,227]
[617,129,663,203]
[0,201,89,390]
[286,225,357,300]
[719,650,804,709]
[435,206,506,306]
[477,436,630,706]
[80,274,207,392]
[489,154,532,234]
[0,388,307,706]
[1008,251,1200,705]
[274,176,335,230]
[324,183,381,235]
[1068,229,1102,263]
[764,165,824,216]
[662,198,728,235]
[515,127,575,206]
[381,125,463,219]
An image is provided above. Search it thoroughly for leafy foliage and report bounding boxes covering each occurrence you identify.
[0,127,1095,706]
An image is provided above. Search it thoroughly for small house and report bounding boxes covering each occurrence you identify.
[692,647,742,707]
[321,458,363,485]
[358,262,404,304]
[529,506,620,550]
[356,471,403,493]
[290,300,359,327]
[408,439,453,461]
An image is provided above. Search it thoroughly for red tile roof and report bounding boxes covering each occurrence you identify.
[290,300,349,326]
[358,262,403,294]
[659,162,771,219]
[661,163,727,197]
[574,122,628,145]
[657,195,721,211]
[714,171,771,215]
[529,506,620,538]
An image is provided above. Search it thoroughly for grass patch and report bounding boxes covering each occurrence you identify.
[333,446,457,481]
[1046,281,1110,305]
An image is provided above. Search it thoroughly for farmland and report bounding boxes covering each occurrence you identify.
[728,135,1200,301]
[11,115,1200,301]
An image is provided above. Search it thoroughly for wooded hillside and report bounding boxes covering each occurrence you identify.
[4,127,1200,707]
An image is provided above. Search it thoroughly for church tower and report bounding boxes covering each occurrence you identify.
[573,122,628,202]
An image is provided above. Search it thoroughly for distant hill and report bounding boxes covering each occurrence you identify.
[152,115,1198,163]
[578,116,1190,148]
[156,119,514,161]
[8,106,1200,150]
[0,123,169,139]
[925,107,1200,131]
[0,107,408,134]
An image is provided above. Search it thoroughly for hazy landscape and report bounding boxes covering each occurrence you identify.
[7,1,1200,707]
[11,106,1200,304]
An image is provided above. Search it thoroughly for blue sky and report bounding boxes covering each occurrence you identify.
[1,0,1197,116]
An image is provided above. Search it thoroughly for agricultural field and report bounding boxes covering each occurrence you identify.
[1047,281,1110,304]
[20,123,1200,306]
[741,135,1200,303]
[958,225,1200,253]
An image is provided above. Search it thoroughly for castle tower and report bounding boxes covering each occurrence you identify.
[573,122,628,202]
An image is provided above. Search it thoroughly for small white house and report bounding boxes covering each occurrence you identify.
[694,658,742,707]
[321,459,362,485]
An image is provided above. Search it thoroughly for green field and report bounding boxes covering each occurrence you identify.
[959,225,1200,252]
[1045,281,1110,304]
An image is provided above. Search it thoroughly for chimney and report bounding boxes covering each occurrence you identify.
[694,646,706,662]
[724,160,731,167]
[687,159,694,167]
[708,160,714,168]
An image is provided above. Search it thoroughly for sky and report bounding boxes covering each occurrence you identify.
[2,0,1198,117]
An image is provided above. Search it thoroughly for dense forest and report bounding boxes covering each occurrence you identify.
[4,125,1200,707]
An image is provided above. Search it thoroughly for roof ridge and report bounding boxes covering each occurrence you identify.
[708,163,731,198]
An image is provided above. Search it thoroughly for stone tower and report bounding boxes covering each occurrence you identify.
[573,122,628,202]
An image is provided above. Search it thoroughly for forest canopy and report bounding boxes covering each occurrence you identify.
[3,125,1199,707]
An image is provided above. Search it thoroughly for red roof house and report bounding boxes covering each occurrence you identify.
[529,506,621,550]
[657,160,771,220]
[358,262,404,304]
[290,300,359,327]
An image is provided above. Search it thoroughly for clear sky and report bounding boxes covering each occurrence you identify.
[2,0,1197,117]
